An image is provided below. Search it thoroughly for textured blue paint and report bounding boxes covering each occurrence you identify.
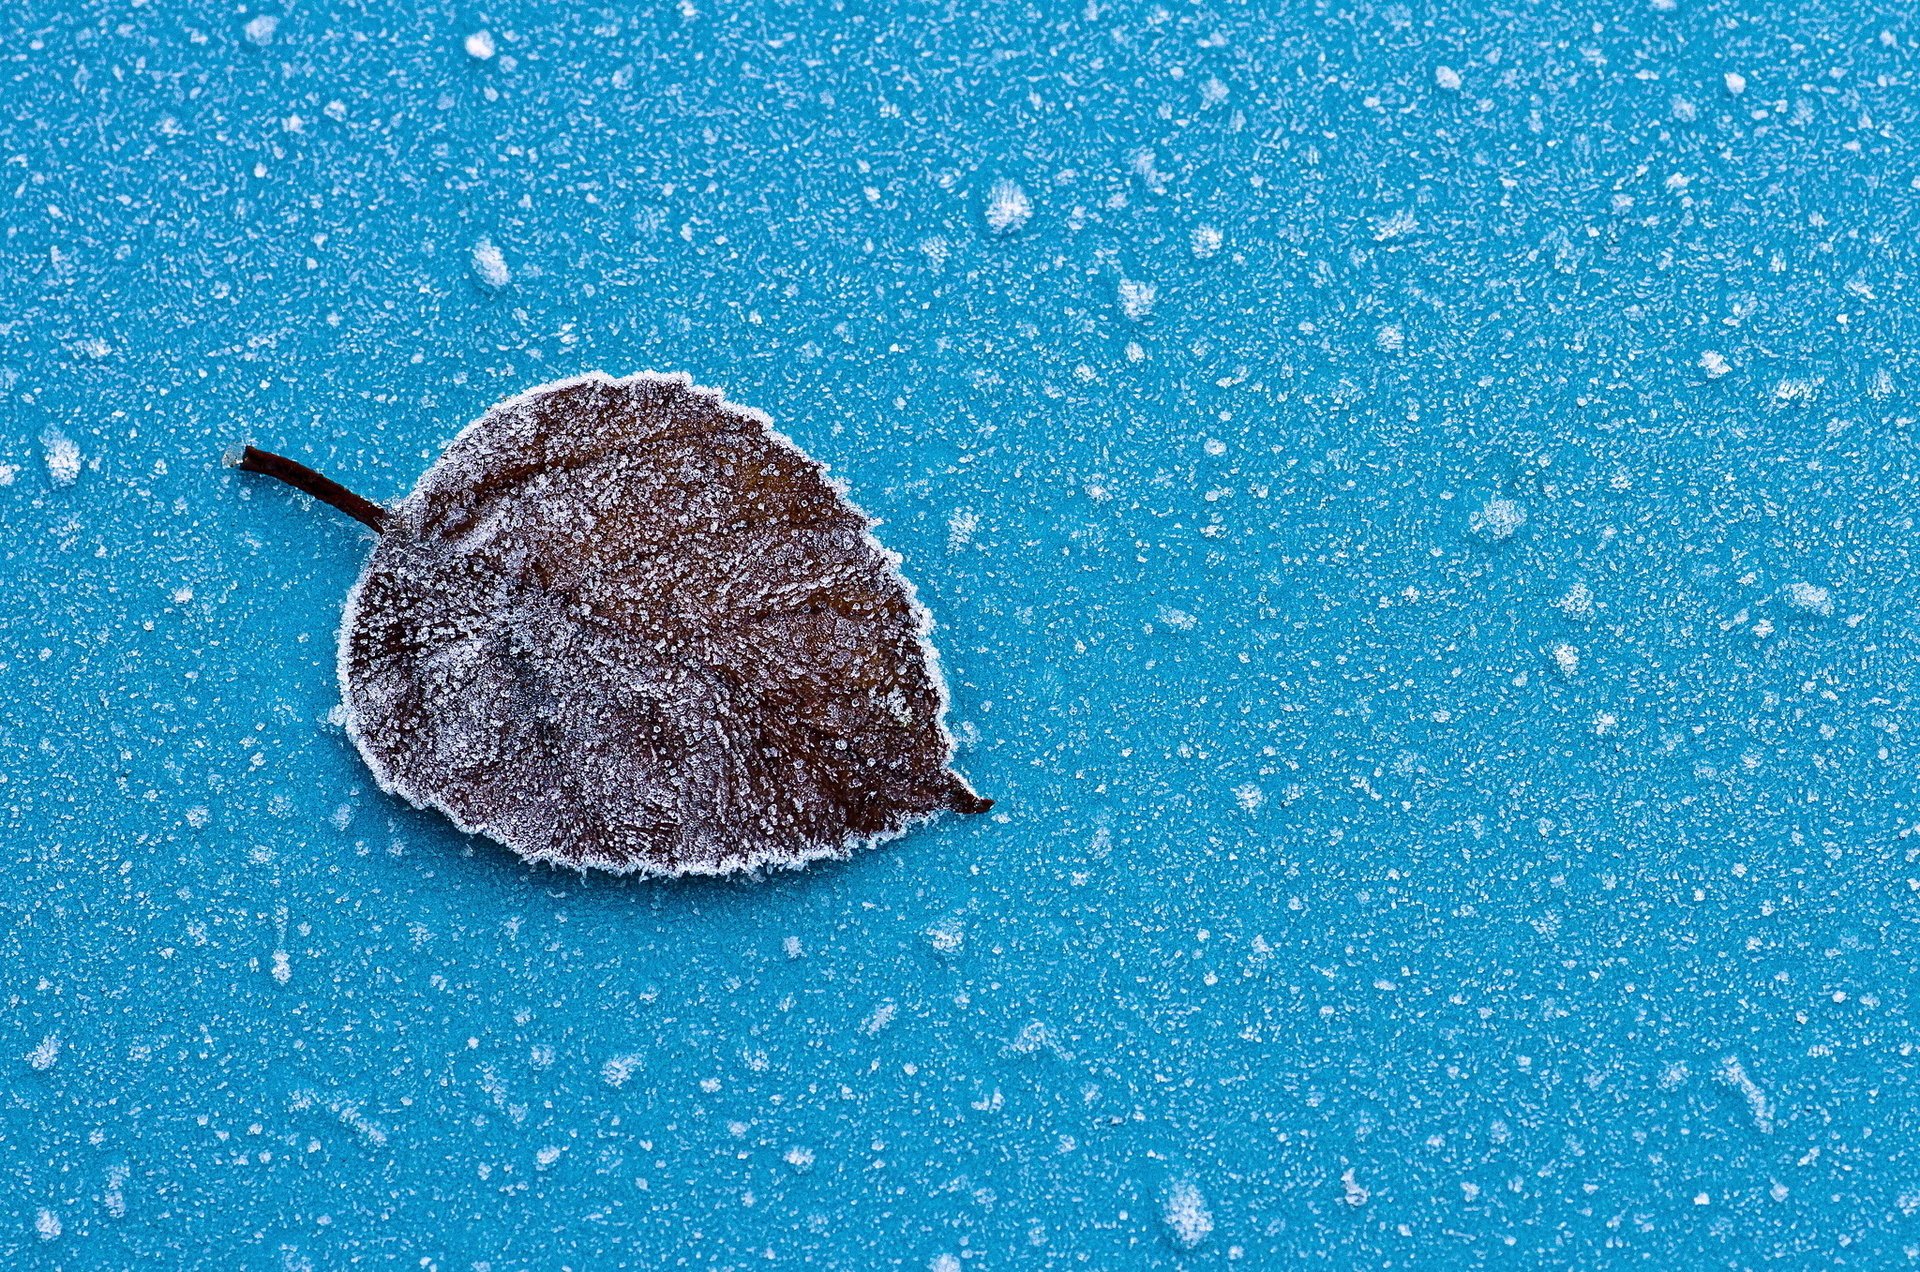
[3,1,1918,1266]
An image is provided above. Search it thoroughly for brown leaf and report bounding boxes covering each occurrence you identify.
[238,372,989,876]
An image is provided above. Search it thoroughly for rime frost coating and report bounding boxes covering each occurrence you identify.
[338,372,988,876]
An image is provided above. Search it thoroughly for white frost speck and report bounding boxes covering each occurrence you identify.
[947,509,979,551]
[1435,65,1462,91]
[1341,1167,1371,1206]
[25,1034,60,1071]
[929,1257,961,1272]
[984,178,1032,233]
[1557,581,1594,620]
[1550,643,1579,677]
[861,1000,897,1035]
[1234,782,1264,812]
[471,238,510,288]
[601,1054,643,1087]
[785,1145,816,1173]
[464,30,497,60]
[782,935,805,959]
[1162,1178,1213,1249]
[1772,375,1822,406]
[926,916,965,955]
[1723,71,1747,96]
[1372,207,1417,241]
[1469,497,1526,541]
[104,1166,128,1218]
[244,14,278,45]
[1700,350,1730,378]
[0,463,16,486]
[271,950,292,984]
[1719,1056,1775,1133]
[35,1208,60,1241]
[1117,278,1157,320]
[1190,224,1222,259]
[1375,323,1405,353]
[535,1145,564,1168]
[1783,581,1832,615]
[41,428,81,487]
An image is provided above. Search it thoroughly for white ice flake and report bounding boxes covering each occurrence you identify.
[471,238,510,288]
[984,179,1032,233]
[1162,1178,1213,1248]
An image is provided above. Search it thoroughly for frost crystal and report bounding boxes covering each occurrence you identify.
[464,30,497,60]
[1190,225,1222,259]
[41,427,81,486]
[984,179,1032,233]
[1117,278,1157,320]
[601,1054,643,1087]
[25,1034,60,1071]
[1162,1178,1212,1248]
[1556,581,1594,620]
[471,238,510,288]
[1469,497,1526,541]
[336,373,989,875]
[1783,581,1832,615]
[926,916,965,954]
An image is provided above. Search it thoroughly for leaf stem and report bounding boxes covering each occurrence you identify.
[226,444,391,533]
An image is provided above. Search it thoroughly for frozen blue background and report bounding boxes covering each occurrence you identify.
[4,1,1919,1266]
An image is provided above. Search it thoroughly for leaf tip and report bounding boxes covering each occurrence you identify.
[946,779,993,816]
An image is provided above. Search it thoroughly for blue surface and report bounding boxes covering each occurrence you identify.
[4,2,1919,1266]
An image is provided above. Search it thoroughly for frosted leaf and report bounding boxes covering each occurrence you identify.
[237,372,988,877]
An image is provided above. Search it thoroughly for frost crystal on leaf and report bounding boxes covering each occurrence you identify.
[330,372,988,876]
